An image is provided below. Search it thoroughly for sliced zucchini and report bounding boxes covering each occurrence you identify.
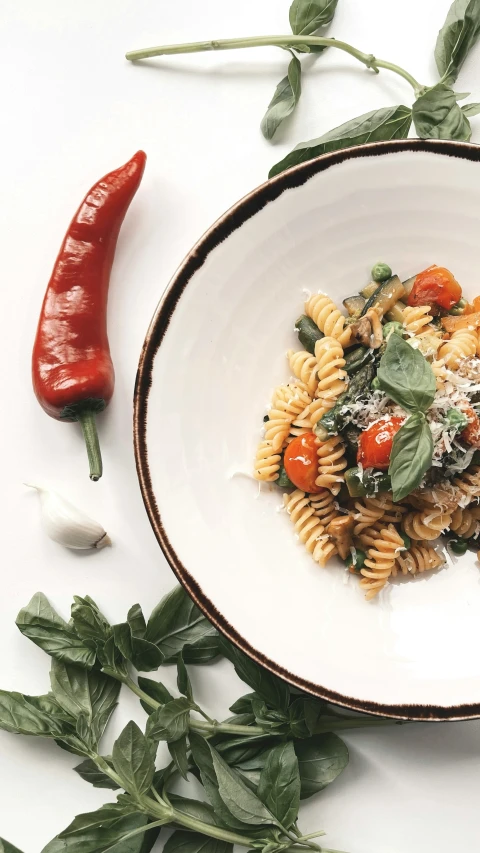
[295,315,324,355]
[360,275,405,319]
[345,467,392,498]
[344,346,372,375]
[402,275,417,297]
[360,281,379,299]
[384,300,407,323]
[277,464,295,489]
[343,294,366,316]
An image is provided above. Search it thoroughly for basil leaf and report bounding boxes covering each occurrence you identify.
[377,334,436,413]
[137,676,173,715]
[288,697,326,738]
[389,413,434,502]
[294,733,349,799]
[216,734,276,766]
[23,692,75,724]
[413,83,471,140]
[229,745,275,787]
[189,733,247,830]
[0,841,24,853]
[219,638,290,712]
[168,794,221,827]
[168,733,190,780]
[210,745,278,826]
[177,653,193,702]
[112,721,156,796]
[113,623,164,673]
[71,596,112,645]
[0,690,68,738]
[50,660,119,744]
[16,593,96,669]
[229,692,261,714]
[164,830,232,853]
[146,586,220,664]
[462,101,480,115]
[289,0,339,34]
[269,105,412,178]
[435,0,480,84]
[146,697,192,742]
[45,806,158,853]
[127,604,147,639]
[74,756,120,790]
[261,54,301,140]
[257,742,300,828]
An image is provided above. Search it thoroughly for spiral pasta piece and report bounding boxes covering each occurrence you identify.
[359,525,405,600]
[353,496,388,535]
[402,510,452,541]
[284,490,325,552]
[310,489,338,527]
[265,383,312,450]
[438,328,477,369]
[403,305,433,335]
[305,293,351,348]
[393,543,444,576]
[431,358,448,391]
[254,441,281,481]
[287,350,319,397]
[312,534,338,567]
[452,466,480,504]
[449,505,480,539]
[316,436,347,495]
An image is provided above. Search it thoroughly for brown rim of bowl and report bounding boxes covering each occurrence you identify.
[134,138,480,722]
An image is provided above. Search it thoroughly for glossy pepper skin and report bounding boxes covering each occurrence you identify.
[32,151,146,480]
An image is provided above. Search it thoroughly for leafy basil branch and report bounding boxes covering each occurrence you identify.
[126,0,480,174]
[1,585,404,853]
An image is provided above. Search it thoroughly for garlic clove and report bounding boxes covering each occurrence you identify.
[26,484,111,550]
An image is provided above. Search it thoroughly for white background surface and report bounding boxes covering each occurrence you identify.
[2,0,480,851]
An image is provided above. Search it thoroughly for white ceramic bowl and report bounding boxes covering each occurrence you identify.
[135,139,480,721]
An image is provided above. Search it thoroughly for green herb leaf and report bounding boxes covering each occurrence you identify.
[294,733,349,799]
[168,794,221,827]
[146,586,220,664]
[127,604,147,639]
[177,653,194,702]
[269,105,412,177]
[251,699,289,733]
[112,721,156,796]
[16,593,96,669]
[137,676,173,715]
[413,83,471,140]
[261,53,301,140]
[73,756,120,789]
[435,0,480,84]
[44,805,159,853]
[71,596,112,645]
[257,742,300,828]
[377,334,436,412]
[146,697,192,742]
[389,413,434,501]
[23,692,76,724]
[168,732,190,779]
[164,830,232,853]
[219,639,290,712]
[211,744,278,827]
[0,690,68,738]
[462,101,480,115]
[0,841,24,853]
[289,0,339,34]
[113,622,164,673]
[216,734,275,766]
[288,697,326,738]
[229,693,261,714]
[189,733,247,830]
[50,660,119,744]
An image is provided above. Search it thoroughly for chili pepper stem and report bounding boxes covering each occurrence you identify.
[77,409,103,481]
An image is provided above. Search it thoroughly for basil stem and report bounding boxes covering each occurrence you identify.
[125,35,422,94]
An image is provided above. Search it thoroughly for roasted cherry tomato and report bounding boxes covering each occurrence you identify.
[284,433,322,493]
[408,265,462,311]
[357,417,405,470]
[461,405,480,448]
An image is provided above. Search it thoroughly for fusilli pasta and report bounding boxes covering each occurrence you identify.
[359,525,405,600]
[287,350,318,396]
[254,441,281,482]
[438,328,477,369]
[403,305,433,334]
[403,510,452,541]
[305,293,351,348]
[316,436,347,495]
[393,543,444,576]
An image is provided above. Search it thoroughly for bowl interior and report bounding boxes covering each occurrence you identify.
[136,141,480,719]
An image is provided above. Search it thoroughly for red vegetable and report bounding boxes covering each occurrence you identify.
[408,265,461,312]
[284,433,322,494]
[32,151,146,480]
[357,417,404,471]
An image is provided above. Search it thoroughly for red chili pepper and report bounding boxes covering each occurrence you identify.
[32,151,146,480]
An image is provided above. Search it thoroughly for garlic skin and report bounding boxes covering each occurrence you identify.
[27,485,111,550]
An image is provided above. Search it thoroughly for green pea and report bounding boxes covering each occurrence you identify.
[400,532,411,551]
[344,549,366,573]
[449,538,469,556]
[371,376,381,390]
[383,321,404,340]
[449,298,467,316]
[371,262,392,282]
[445,408,468,431]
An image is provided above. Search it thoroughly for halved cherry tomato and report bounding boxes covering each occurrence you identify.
[284,433,322,494]
[408,265,462,311]
[357,417,405,470]
[461,405,480,448]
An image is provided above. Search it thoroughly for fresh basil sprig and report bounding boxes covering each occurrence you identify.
[376,335,436,501]
[0,585,401,853]
[289,0,339,35]
[413,82,472,140]
[435,0,480,84]
[261,52,302,140]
